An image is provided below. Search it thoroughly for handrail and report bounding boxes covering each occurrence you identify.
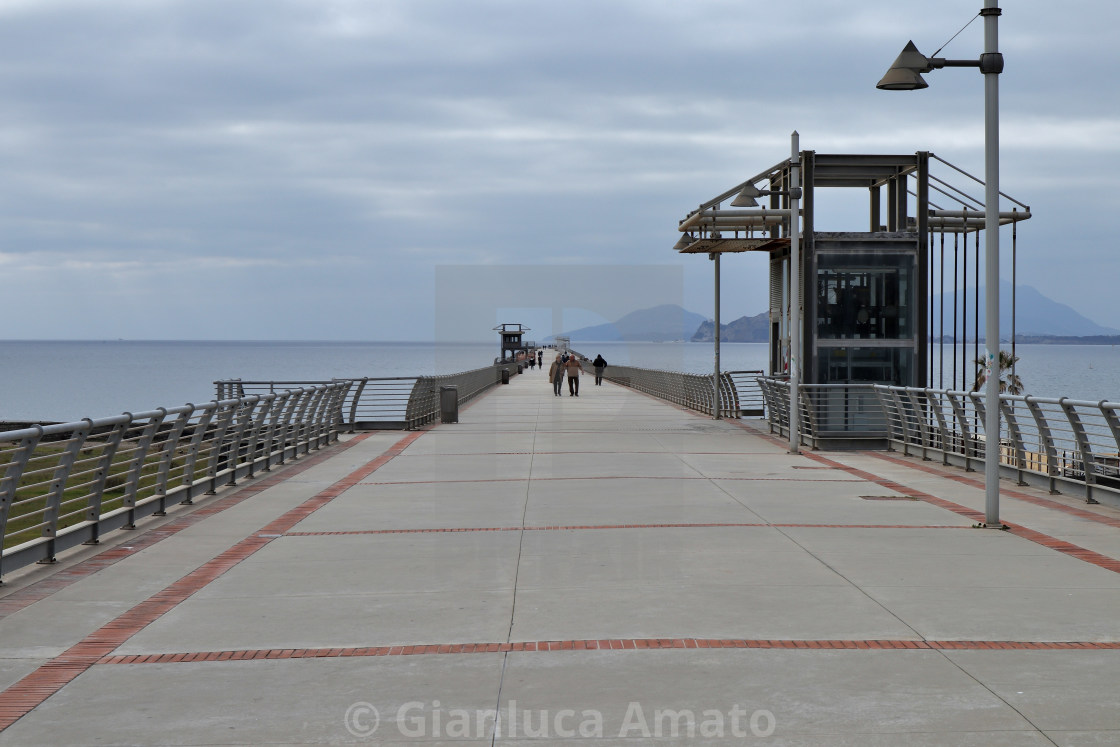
[217,364,509,431]
[0,383,350,581]
[598,364,741,418]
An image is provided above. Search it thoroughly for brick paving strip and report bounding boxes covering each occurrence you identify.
[94,637,1120,665]
[285,523,973,536]
[0,430,422,731]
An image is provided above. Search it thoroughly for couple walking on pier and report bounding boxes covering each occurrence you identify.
[548,352,608,396]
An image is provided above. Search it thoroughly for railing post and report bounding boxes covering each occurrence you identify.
[83,418,129,538]
[1023,397,1060,494]
[998,398,1028,485]
[152,408,194,511]
[904,389,932,460]
[180,403,217,503]
[0,426,44,581]
[1059,398,1099,504]
[348,378,367,433]
[946,392,975,472]
[119,410,168,529]
[925,389,953,466]
[41,422,93,558]
[203,402,238,494]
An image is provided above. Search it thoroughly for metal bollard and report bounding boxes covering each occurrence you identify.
[440,385,458,423]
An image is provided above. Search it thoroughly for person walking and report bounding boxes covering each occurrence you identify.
[564,353,581,396]
[537,350,543,368]
[528,353,536,371]
[549,354,564,397]
[592,354,607,386]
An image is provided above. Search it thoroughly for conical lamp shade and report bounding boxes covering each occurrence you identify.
[877,40,931,90]
[730,183,761,207]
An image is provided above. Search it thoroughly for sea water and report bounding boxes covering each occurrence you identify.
[0,340,1117,424]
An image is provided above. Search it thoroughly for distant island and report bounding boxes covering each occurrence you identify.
[545,304,707,342]
[548,285,1120,345]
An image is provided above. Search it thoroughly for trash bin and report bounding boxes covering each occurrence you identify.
[501,368,510,384]
[440,385,458,423]
[517,364,523,374]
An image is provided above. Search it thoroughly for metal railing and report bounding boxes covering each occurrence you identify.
[759,376,1120,507]
[0,383,350,581]
[217,364,509,431]
[598,364,740,418]
[757,379,889,449]
[727,370,765,416]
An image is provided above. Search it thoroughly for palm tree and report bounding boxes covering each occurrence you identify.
[972,349,1024,395]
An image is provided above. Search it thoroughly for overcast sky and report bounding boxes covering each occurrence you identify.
[0,0,1115,341]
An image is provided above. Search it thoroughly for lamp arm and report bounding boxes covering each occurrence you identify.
[929,54,1003,74]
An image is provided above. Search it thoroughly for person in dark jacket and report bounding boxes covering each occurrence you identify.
[564,354,581,396]
[592,354,607,386]
[549,354,564,396]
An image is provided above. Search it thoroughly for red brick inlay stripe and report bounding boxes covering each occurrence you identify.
[94,638,1120,665]
[360,476,860,485]
[285,523,969,536]
[0,434,371,621]
[0,430,423,732]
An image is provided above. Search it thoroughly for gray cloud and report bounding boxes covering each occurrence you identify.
[0,0,1116,339]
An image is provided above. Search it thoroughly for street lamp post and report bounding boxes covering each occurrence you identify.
[878,1,1004,527]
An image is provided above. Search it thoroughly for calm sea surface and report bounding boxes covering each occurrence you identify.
[1,340,1117,424]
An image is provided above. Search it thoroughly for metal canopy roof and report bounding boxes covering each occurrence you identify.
[810,153,919,188]
[675,150,1030,248]
[676,236,790,255]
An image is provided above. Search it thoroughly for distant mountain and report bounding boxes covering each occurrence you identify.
[692,312,769,342]
[548,304,708,342]
[940,282,1120,340]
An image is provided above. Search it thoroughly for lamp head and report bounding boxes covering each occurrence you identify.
[730,183,762,207]
[877,40,932,90]
[673,233,696,251]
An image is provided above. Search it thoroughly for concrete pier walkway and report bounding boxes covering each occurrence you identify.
[2,371,1120,744]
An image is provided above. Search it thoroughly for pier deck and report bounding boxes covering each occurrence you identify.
[2,372,1120,744]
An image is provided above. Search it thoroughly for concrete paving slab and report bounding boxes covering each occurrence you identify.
[862,585,1120,641]
[714,480,971,526]
[496,649,1036,742]
[115,589,515,654]
[678,452,866,480]
[780,525,1053,556]
[188,533,522,598]
[813,543,1120,589]
[0,599,138,658]
[523,477,765,526]
[0,659,48,692]
[292,480,531,531]
[527,452,705,480]
[366,453,534,483]
[0,655,505,746]
[943,650,1120,732]
[509,583,917,642]
[398,431,535,456]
